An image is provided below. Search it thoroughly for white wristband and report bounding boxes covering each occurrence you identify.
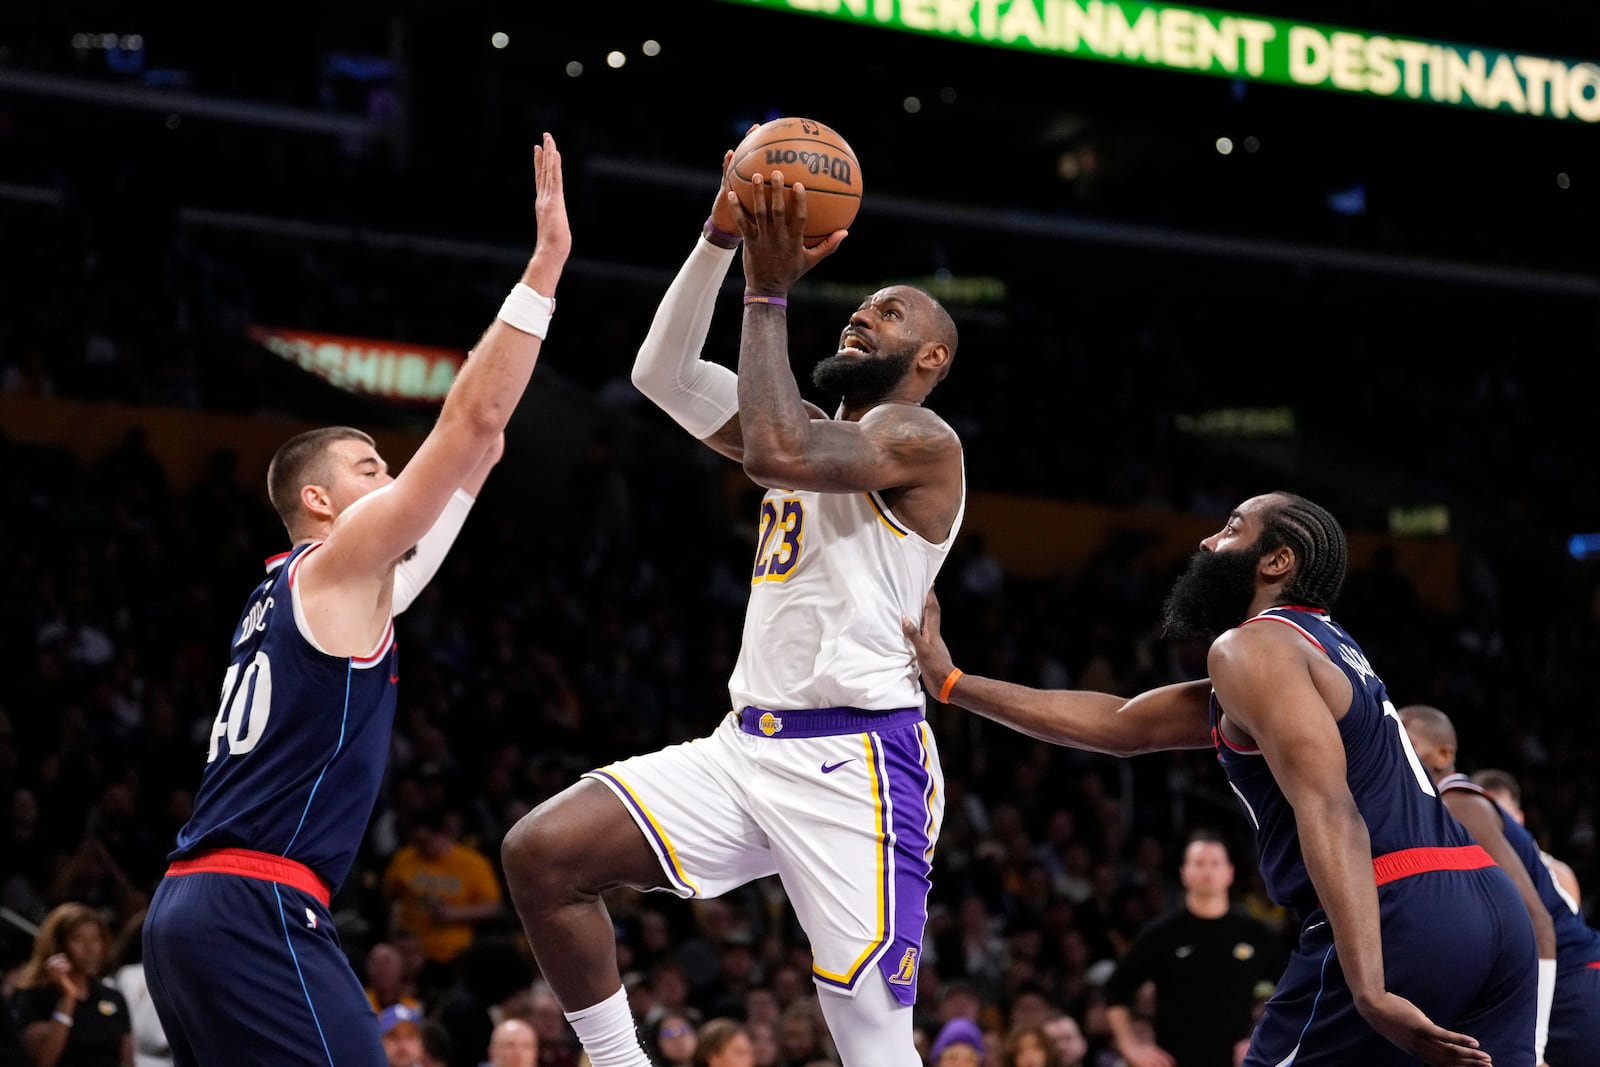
[1534,956,1555,1063]
[497,283,555,339]
[52,1010,74,1027]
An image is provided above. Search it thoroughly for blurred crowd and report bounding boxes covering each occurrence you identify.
[3,140,1600,1067]
[2,381,1597,1067]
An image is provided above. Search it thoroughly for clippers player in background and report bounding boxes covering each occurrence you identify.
[141,134,571,1067]
[903,492,1537,1066]
[501,152,964,1067]
[1470,769,1586,917]
[1401,705,1600,1067]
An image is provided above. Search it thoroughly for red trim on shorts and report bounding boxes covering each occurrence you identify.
[1587,960,1600,970]
[165,847,331,906]
[1372,844,1495,887]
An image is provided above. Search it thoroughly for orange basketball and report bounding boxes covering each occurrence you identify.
[730,117,862,247]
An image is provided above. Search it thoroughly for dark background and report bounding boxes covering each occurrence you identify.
[3,2,1600,1062]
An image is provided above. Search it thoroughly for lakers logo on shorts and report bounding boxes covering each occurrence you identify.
[759,712,783,736]
[888,947,918,985]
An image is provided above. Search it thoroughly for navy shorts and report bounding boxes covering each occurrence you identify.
[1546,961,1600,1065]
[143,850,385,1067]
[1244,855,1536,1067]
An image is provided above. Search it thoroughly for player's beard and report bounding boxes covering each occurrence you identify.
[1160,546,1261,643]
[812,342,917,406]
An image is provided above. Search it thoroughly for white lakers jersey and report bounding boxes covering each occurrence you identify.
[728,469,966,712]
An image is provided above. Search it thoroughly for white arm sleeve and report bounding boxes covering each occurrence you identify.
[392,488,474,615]
[1535,956,1555,1063]
[630,238,741,440]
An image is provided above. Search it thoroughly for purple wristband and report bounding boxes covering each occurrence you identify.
[703,216,741,249]
[743,295,788,308]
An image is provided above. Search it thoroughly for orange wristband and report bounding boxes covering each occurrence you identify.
[937,668,963,704]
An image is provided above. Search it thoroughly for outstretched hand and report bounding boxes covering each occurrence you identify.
[729,171,845,299]
[1359,992,1492,1066]
[901,589,956,696]
[532,132,571,267]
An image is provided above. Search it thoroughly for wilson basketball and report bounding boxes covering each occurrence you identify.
[730,117,862,246]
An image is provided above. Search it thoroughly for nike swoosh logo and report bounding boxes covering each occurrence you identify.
[820,759,856,774]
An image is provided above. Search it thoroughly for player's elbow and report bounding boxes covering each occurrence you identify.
[441,404,509,450]
[629,357,660,398]
[740,446,804,487]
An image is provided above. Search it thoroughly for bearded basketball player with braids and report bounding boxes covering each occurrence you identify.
[904,492,1537,1067]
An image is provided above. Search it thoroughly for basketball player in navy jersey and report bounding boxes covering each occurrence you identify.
[1471,769,1585,912]
[902,492,1537,1066]
[1401,704,1600,1067]
[140,134,571,1067]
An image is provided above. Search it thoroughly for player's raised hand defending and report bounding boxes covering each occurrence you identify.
[730,171,845,300]
[526,132,571,294]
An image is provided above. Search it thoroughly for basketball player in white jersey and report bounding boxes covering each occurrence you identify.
[500,152,965,1067]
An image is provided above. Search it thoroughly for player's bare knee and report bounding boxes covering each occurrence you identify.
[501,779,646,900]
[501,802,582,900]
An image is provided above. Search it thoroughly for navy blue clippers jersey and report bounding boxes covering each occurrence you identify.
[1440,773,1600,970]
[1211,607,1474,915]
[170,543,397,894]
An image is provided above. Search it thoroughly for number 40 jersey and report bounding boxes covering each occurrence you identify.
[171,542,398,896]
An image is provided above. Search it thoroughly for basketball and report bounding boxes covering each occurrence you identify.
[730,117,862,246]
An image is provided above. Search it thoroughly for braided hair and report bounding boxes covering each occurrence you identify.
[1257,492,1347,609]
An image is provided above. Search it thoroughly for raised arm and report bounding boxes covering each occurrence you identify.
[630,149,830,464]
[732,172,958,495]
[390,434,503,615]
[312,134,569,581]
[900,590,1213,756]
[1209,625,1489,1067]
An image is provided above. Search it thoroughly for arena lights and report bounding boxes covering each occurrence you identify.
[1568,534,1600,560]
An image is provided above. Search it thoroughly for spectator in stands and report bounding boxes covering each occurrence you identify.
[692,1018,753,1067]
[384,806,505,995]
[366,940,425,1015]
[10,901,132,1067]
[481,1017,536,1067]
[381,1003,426,1067]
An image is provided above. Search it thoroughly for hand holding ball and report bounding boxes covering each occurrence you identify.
[730,117,862,247]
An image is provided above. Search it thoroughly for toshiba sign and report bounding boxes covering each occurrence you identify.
[249,326,462,402]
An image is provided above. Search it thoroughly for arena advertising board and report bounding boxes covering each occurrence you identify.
[717,0,1600,123]
[249,326,461,403]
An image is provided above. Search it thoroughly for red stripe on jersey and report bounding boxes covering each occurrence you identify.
[1240,612,1329,654]
[353,621,394,665]
[286,542,324,588]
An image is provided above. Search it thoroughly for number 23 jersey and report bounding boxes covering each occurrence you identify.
[729,474,965,713]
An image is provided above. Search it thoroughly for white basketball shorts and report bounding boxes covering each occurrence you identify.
[586,705,944,1005]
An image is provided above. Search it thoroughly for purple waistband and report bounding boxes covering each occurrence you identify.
[738,705,924,738]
